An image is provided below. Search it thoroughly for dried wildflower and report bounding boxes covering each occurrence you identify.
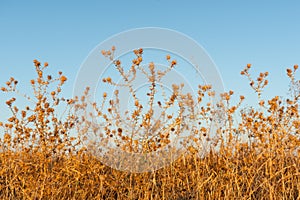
[138,48,143,54]
[106,77,112,83]
[4,133,11,141]
[8,117,15,122]
[33,59,41,67]
[171,60,177,66]
[149,62,155,71]
[28,115,36,122]
[264,72,269,76]
[21,111,26,118]
[134,100,139,107]
[60,75,67,83]
[138,57,143,63]
[115,60,121,66]
[225,94,230,101]
[200,127,207,132]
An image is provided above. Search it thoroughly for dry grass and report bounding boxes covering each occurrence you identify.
[0,48,299,199]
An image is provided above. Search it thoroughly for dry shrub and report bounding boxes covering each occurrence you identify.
[0,49,299,199]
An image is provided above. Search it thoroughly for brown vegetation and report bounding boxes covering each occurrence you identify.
[0,48,299,199]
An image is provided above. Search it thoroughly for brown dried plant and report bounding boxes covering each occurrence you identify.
[0,49,299,199]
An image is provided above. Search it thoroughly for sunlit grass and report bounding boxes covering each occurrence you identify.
[0,48,299,199]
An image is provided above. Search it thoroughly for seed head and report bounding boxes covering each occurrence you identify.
[60,76,67,83]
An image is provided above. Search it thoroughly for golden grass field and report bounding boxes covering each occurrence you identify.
[0,48,299,199]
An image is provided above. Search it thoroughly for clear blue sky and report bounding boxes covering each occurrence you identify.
[0,0,299,119]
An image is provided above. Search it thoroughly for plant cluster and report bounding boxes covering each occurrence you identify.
[0,48,299,199]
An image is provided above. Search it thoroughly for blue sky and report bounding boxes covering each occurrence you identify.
[0,0,299,120]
